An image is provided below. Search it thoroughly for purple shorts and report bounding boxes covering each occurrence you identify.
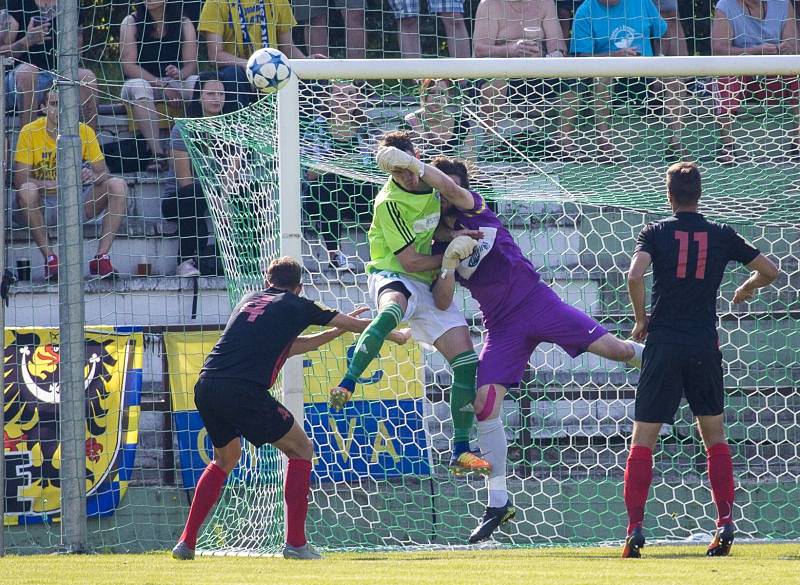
[477,286,608,387]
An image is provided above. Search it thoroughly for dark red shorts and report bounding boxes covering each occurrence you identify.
[714,75,799,115]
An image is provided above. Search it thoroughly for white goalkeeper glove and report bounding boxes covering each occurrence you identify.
[375,146,425,177]
[441,235,477,278]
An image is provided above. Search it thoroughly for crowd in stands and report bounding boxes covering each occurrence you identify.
[1,0,798,278]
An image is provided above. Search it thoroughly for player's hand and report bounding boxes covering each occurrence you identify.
[631,318,648,343]
[611,48,640,57]
[732,283,755,303]
[442,235,478,271]
[376,146,425,177]
[388,327,411,345]
[347,306,370,318]
[452,229,484,241]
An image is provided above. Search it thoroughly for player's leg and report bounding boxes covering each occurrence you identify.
[587,333,643,367]
[272,421,321,560]
[697,414,735,555]
[532,288,643,366]
[684,346,734,556]
[432,325,485,474]
[231,382,321,559]
[621,343,683,558]
[330,277,409,409]
[469,382,516,543]
[174,437,241,560]
[173,379,243,559]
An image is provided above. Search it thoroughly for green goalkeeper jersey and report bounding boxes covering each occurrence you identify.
[366,178,441,284]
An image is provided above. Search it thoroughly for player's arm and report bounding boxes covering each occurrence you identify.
[627,250,652,342]
[289,308,409,356]
[375,146,474,210]
[432,269,456,310]
[395,245,444,273]
[732,254,780,303]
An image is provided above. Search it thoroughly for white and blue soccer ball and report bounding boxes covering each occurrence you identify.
[246,48,292,94]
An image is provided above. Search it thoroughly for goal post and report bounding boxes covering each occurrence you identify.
[176,56,800,554]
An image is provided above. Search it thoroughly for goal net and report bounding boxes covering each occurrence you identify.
[176,58,799,553]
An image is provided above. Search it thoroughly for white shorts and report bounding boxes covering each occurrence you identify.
[367,270,467,347]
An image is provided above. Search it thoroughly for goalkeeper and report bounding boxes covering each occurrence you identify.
[329,131,491,476]
[428,156,645,544]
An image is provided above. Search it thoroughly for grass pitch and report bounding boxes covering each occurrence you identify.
[1,544,797,585]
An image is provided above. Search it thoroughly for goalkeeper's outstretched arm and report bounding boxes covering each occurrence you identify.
[375,146,474,210]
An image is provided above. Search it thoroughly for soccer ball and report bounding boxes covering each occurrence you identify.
[246,48,292,94]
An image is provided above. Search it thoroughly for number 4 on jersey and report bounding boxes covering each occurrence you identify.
[241,296,274,322]
[674,230,708,279]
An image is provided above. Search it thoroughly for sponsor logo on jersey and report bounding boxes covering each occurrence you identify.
[412,213,441,234]
[457,227,497,280]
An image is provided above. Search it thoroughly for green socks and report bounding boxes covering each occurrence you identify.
[339,302,404,392]
[449,350,478,448]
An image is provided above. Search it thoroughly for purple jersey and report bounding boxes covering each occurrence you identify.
[436,191,544,326]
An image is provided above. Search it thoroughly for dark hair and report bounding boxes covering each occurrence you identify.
[186,71,224,118]
[379,130,415,155]
[431,156,470,189]
[135,0,183,39]
[266,256,302,289]
[666,161,702,206]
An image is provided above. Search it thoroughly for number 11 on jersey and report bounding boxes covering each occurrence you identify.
[674,230,708,279]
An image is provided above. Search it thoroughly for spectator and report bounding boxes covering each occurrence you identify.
[301,81,375,271]
[657,0,688,56]
[120,0,199,173]
[556,0,584,41]
[165,73,225,277]
[402,79,476,159]
[711,0,799,164]
[292,0,366,58]
[13,87,127,280]
[569,0,686,161]
[1,0,98,129]
[390,0,470,59]
[473,0,572,154]
[197,0,306,112]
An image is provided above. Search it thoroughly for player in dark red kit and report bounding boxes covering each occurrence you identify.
[623,162,779,558]
[172,257,409,561]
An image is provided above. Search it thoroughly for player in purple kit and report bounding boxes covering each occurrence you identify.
[429,157,644,544]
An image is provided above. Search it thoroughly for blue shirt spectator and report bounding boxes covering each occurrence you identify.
[570,0,667,56]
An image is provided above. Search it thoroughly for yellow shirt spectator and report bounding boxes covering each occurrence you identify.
[198,0,297,60]
[14,117,104,182]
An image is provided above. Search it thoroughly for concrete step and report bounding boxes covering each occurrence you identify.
[4,276,231,328]
[6,233,180,280]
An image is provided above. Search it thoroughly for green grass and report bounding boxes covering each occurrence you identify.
[1,544,797,585]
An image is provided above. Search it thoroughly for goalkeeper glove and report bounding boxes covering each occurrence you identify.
[375,146,425,177]
[441,235,477,277]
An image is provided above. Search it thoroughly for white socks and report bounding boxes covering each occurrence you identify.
[477,417,508,508]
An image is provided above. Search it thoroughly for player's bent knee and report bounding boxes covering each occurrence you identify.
[474,384,505,421]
